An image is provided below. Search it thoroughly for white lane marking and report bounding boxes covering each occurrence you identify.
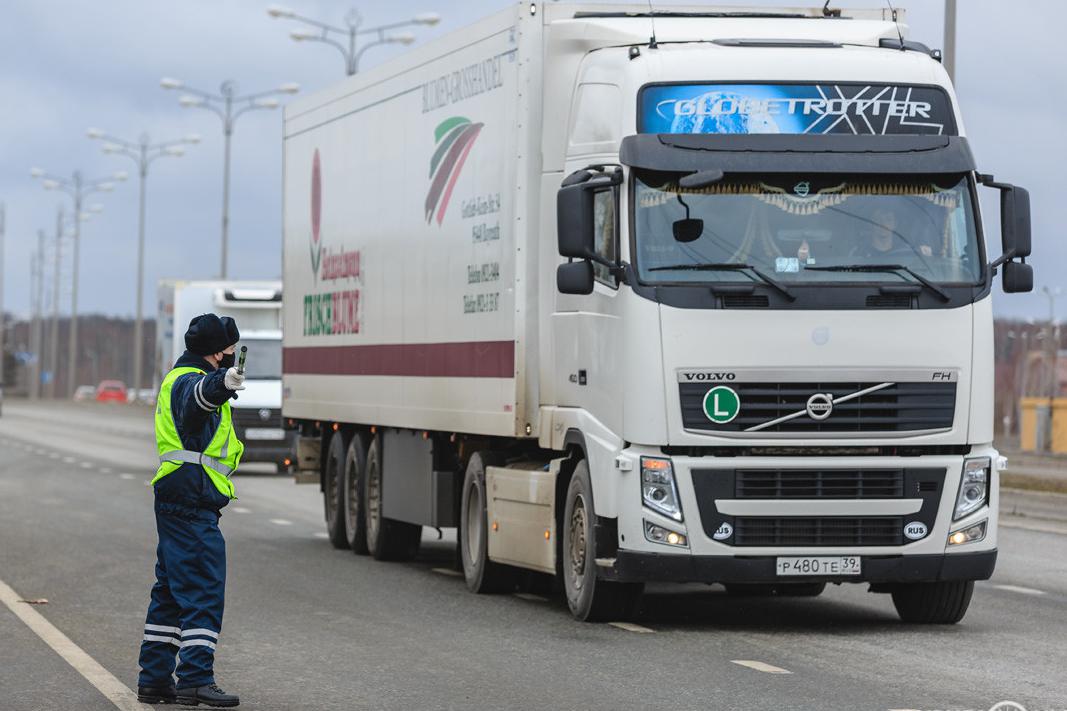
[513,593,548,602]
[99,468,112,474]
[313,532,329,539]
[79,462,93,469]
[431,567,463,577]
[731,660,792,674]
[62,457,76,464]
[118,474,136,481]
[269,518,293,526]
[48,453,60,460]
[0,577,144,711]
[993,584,1046,596]
[609,621,655,634]
[230,507,251,514]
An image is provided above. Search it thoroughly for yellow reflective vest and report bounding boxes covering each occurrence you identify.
[151,366,243,499]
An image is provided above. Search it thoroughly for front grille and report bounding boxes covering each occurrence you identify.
[735,469,904,498]
[734,516,904,546]
[679,381,956,433]
[231,407,283,429]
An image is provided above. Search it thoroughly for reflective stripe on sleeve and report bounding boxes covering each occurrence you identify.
[193,378,217,412]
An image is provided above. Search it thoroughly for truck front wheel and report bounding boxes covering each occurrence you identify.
[459,452,516,593]
[323,430,350,550]
[562,460,643,622]
[891,580,974,624]
[364,434,421,561]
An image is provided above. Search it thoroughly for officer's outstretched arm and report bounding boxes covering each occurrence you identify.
[173,370,235,434]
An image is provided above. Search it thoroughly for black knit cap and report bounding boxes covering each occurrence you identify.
[185,314,240,356]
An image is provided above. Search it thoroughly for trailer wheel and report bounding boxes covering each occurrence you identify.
[562,460,643,622]
[891,580,974,624]
[364,434,422,561]
[323,430,350,550]
[459,452,516,594]
[344,431,370,555]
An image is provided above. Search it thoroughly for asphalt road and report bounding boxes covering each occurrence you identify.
[1,403,1065,711]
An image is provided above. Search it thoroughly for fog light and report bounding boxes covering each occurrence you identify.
[644,520,687,548]
[948,520,986,546]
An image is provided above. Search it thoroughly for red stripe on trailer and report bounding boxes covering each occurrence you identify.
[284,340,515,378]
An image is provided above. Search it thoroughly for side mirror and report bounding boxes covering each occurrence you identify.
[557,260,594,295]
[556,167,621,259]
[1002,261,1033,294]
[1000,185,1031,258]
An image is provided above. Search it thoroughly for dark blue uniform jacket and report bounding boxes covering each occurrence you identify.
[154,352,237,516]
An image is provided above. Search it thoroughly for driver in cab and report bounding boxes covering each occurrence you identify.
[852,207,933,259]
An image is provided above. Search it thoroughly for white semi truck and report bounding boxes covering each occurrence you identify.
[281,3,1033,623]
[158,279,296,469]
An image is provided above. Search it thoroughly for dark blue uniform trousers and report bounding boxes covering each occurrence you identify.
[138,508,226,689]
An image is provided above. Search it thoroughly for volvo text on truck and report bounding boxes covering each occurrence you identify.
[281,4,1034,622]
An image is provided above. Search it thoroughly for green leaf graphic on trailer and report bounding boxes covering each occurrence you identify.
[425,116,483,225]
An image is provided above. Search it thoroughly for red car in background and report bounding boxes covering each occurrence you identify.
[95,380,128,404]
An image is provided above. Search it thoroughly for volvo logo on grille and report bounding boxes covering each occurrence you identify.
[805,393,834,420]
[258,409,272,422]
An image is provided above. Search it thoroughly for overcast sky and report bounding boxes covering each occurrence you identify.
[1,0,1063,321]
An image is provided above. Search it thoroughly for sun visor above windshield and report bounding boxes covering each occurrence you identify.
[620,134,977,176]
[639,83,958,136]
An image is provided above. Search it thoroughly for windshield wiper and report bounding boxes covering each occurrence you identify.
[648,262,794,301]
[804,263,950,302]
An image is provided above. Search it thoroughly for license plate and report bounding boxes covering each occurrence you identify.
[776,556,861,576]
[244,427,285,440]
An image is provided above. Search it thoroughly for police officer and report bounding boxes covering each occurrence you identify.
[137,314,245,707]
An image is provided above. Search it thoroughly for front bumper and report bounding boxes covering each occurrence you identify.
[238,430,297,464]
[600,549,997,584]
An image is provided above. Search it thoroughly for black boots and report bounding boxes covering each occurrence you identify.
[137,683,176,704]
[175,683,240,707]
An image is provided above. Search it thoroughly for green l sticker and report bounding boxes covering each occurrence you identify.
[703,386,740,424]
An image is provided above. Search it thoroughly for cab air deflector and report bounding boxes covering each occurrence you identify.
[619,134,976,175]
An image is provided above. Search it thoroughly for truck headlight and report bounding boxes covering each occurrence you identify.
[954,457,990,520]
[641,457,682,522]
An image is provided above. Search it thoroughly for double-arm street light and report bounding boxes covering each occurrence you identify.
[267,6,440,76]
[30,167,125,397]
[160,78,299,279]
[87,128,199,395]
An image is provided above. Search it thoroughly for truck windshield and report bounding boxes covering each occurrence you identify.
[633,174,982,286]
[240,338,282,380]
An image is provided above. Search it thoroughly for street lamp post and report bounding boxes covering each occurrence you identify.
[30,167,125,398]
[46,206,99,399]
[267,6,439,76]
[160,78,299,279]
[87,128,198,396]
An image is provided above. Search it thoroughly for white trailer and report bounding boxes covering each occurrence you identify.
[282,3,1033,622]
[159,279,296,468]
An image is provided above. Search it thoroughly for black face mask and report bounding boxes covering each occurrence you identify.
[218,352,236,370]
